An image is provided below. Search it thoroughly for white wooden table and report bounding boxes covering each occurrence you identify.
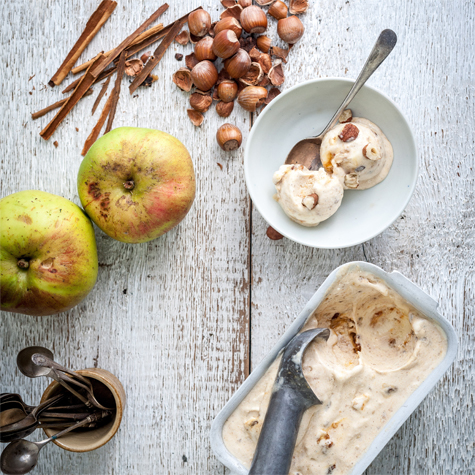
[1,1,473,473]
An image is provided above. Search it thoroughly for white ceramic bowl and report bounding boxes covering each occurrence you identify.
[244,78,418,248]
[210,262,457,475]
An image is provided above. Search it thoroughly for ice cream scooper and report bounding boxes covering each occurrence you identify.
[249,328,330,475]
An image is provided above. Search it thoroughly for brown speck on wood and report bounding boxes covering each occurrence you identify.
[28,74,35,81]
[217,163,223,170]
[53,141,59,148]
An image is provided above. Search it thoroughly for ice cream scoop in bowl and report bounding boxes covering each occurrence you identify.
[244,47,417,248]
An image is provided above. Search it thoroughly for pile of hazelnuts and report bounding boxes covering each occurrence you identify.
[172,0,308,151]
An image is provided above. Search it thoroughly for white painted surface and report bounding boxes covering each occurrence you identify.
[0,1,473,474]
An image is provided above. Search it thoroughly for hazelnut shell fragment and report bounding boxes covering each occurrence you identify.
[240,62,264,86]
[221,0,236,7]
[258,53,272,74]
[266,226,284,240]
[289,0,309,14]
[216,100,234,117]
[270,45,289,63]
[175,30,190,46]
[339,123,359,142]
[190,93,213,112]
[238,0,252,6]
[185,52,200,70]
[268,62,285,86]
[265,87,281,104]
[124,59,144,77]
[214,17,243,38]
[220,4,243,20]
[338,109,353,123]
[187,109,204,126]
[172,68,193,92]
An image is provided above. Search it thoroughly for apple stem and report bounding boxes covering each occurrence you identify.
[124,180,135,190]
[17,258,30,270]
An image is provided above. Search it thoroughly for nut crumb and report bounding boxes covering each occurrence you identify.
[338,109,353,123]
[217,163,223,170]
[75,127,79,132]
[175,53,183,61]
[53,141,58,148]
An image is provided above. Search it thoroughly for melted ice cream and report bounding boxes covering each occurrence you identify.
[222,269,447,475]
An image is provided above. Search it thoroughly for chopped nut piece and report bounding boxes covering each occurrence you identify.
[173,68,193,92]
[338,108,353,123]
[268,62,284,86]
[216,100,234,117]
[267,226,284,240]
[344,173,359,189]
[302,193,319,210]
[53,141,59,148]
[249,47,262,62]
[124,59,144,77]
[175,53,183,61]
[187,109,204,126]
[289,0,309,14]
[363,143,380,160]
[140,51,152,63]
[175,30,190,45]
[338,123,359,142]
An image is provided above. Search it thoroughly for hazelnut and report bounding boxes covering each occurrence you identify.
[190,93,213,112]
[255,0,275,5]
[216,123,242,151]
[195,36,217,61]
[240,5,267,34]
[224,48,251,78]
[302,193,319,210]
[217,80,238,102]
[256,35,271,53]
[289,0,309,14]
[277,15,305,44]
[188,10,212,37]
[214,17,243,39]
[216,100,234,117]
[237,86,268,111]
[338,123,359,142]
[187,109,204,126]
[269,0,288,20]
[172,68,193,92]
[238,0,252,6]
[191,60,218,91]
[212,30,240,59]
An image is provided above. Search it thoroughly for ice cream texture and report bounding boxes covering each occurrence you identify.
[273,165,345,227]
[222,269,447,475]
[320,117,393,190]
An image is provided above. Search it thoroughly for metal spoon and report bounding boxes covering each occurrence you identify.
[284,29,397,170]
[0,411,110,475]
[0,395,64,443]
[0,394,86,415]
[17,349,112,411]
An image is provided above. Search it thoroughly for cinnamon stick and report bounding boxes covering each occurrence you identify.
[71,23,164,75]
[104,51,126,134]
[89,3,169,79]
[91,76,111,115]
[129,15,188,94]
[31,89,93,120]
[63,66,115,94]
[49,1,117,87]
[40,54,104,140]
[81,93,114,156]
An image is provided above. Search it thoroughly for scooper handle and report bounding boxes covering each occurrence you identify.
[248,386,310,475]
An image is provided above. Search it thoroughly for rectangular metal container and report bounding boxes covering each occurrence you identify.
[210,261,458,475]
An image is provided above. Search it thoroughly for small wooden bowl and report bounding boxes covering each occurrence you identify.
[40,368,125,452]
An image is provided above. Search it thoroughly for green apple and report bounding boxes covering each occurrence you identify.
[77,127,196,244]
[0,190,98,316]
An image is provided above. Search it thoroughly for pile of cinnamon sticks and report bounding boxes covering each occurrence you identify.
[33,1,200,156]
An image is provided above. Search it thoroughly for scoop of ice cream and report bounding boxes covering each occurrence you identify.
[320,117,393,190]
[273,165,344,227]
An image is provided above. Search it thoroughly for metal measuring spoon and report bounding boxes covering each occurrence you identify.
[0,411,110,475]
[284,29,397,170]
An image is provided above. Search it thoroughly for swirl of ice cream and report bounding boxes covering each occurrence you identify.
[320,117,393,190]
[273,164,345,227]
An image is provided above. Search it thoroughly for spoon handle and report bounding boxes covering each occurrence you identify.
[38,411,110,448]
[29,393,64,418]
[319,29,397,138]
